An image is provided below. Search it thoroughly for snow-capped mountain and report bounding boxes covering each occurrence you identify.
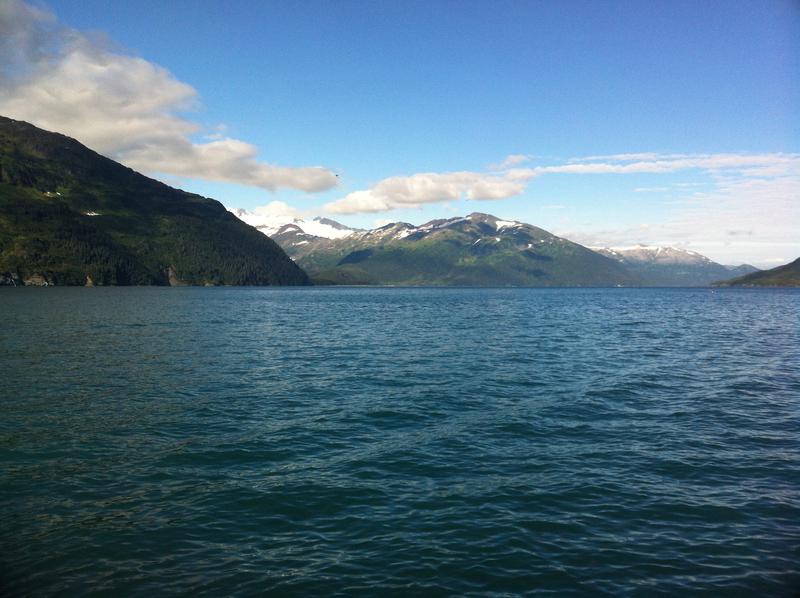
[269,213,638,286]
[231,208,759,286]
[228,207,360,239]
[593,245,758,286]
[593,245,715,265]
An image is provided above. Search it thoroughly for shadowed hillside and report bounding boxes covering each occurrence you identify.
[715,257,800,287]
[0,116,309,286]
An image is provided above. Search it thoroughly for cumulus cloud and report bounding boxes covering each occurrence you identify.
[0,0,337,193]
[325,171,529,214]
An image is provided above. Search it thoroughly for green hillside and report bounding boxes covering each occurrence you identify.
[273,214,638,286]
[716,257,800,287]
[0,116,308,286]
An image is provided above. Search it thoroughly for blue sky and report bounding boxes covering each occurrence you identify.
[1,0,798,265]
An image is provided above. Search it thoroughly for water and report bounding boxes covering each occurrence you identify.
[1,287,798,596]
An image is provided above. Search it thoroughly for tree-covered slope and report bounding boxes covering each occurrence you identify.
[0,116,308,285]
[273,214,639,286]
[715,257,800,287]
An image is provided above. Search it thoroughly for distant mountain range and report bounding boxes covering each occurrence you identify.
[271,213,639,286]
[0,116,307,286]
[261,212,761,287]
[715,257,800,287]
[592,246,758,286]
[0,116,788,288]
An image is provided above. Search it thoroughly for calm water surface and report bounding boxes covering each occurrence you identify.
[1,287,799,596]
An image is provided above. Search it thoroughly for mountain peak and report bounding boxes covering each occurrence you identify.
[266,211,641,287]
[594,245,713,265]
[467,212,498,221]
[229,209,359,239]
[312,216,351,230]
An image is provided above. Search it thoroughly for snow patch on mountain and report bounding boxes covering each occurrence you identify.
[228,208,358,239]
[495,220,520,230]
[592,245,713,265]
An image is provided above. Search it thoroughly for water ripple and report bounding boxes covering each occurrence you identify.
[1,287,799,596]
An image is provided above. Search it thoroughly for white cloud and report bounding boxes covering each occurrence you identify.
[325,171,529,214]
[0,0,337,193]
[322,150,799,265]
[561,172,800,267]
[324,152,799,216]
[490,154,532,170]
[252,200,302,219]
[570,152,665,162]
[528,153,800,177]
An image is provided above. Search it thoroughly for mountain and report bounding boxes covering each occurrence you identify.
[715,257,800,287]
[593,245,759,286]
[0,116,308,286]
[270,213,638,286]
[724,263,762,278]
[228,208,361,239]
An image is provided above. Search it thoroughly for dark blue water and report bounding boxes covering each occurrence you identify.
[1,287,799,596]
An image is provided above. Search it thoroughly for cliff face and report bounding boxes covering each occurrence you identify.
[0,116,309,286]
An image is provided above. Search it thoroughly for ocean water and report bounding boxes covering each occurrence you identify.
[1,287,798,596]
